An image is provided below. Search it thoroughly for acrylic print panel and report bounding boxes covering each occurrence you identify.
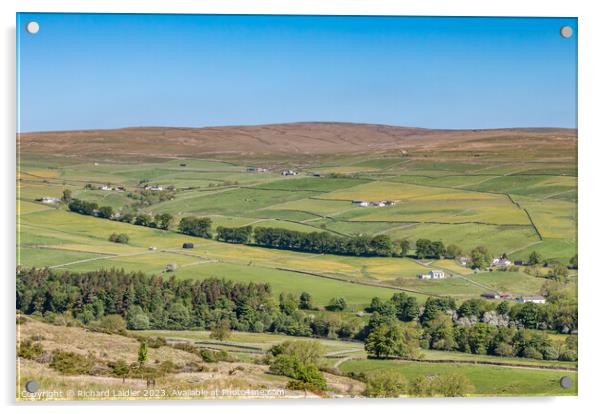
[16,13,577,400]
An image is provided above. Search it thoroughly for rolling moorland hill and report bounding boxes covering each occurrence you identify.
[18,122,577,162]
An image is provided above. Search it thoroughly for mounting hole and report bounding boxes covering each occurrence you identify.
[25,380,40,393]
[560,26,573,39]
[26,21,40,34]
[560,376,573,389]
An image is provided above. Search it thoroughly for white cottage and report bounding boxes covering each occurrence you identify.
[418,270,445,280]
[516,295,546,304]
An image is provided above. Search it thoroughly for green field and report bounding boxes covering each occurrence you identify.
[339,359,577,396]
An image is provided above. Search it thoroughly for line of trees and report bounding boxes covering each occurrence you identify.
[216,225,253,244]
[247,226,402,257]
[67,198,173,230]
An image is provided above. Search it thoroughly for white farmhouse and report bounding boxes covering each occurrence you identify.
[417,270,445,280]
[492,256,512,267]
[144,184,163,191]
[516,295,546,304]
[40,197,60,204]
[352,200,370,207]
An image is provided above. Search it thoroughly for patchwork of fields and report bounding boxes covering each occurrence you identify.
[18,147,576,305]
[17,124,578,398]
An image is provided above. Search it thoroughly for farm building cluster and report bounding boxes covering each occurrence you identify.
[101,185,126,192]
[143,184,163,191]
[456,255,516,268]
[481,292,546,304]
[352,199,398,208]
[246,166,269,173]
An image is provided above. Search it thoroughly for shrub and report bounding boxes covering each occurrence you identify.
[108,359,130,382]
[200,349,231,363]
[522,346,544,360]
[108,233,129,244]
[325,297,347,311]
[494,342,515,357]
[128,313,151,330]
[50,351,94,375]
[559,350,577,362]
[18,340,44,360]
[271,354,326,391]
[408,376,435,397]
[364,371,407,397]
[408,373,474,397]
[268,340,323,365]
[96,314,127,333]
[145,336,167,349]
[210,319,231,341]
[269,340,326,391]
[432,373,475,397]
[158,360,177,374]
[542,346,560,361]
[252,321,265,333]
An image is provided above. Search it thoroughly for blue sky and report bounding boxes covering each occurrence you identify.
[17,14,577,132]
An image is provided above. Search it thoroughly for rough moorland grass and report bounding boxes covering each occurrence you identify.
[339,359,577,396]
[16,317,295,401]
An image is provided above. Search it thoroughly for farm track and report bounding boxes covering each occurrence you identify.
[45,249,157,269]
